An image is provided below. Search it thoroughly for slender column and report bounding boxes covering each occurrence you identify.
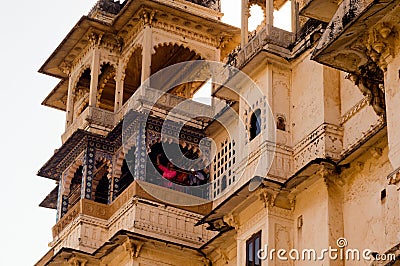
[56,176,69,220]
[141,26,153,84]
[291,0,299,35]
[89,47,101,107]
[81,144,96,200]
[241,0,249,48]
[65,76,75,128]
[114,66,125,112]
[133,116,147,181]
[265,0,274,26]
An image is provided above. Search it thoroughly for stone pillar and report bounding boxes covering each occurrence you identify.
[89,46,101,107]
[133,115,147,181]
[141,26,153,84]
[81,144,96,200]
[385,54,400,169]
[56,176,69,221]
[241,0,249,48]
[291,0,299,34]
[114,61,125,112]
[65,76,75,127]
[265,0,274,26]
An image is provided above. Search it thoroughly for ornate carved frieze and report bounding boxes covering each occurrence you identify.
[293,123,343,170]
[227,25,294,68]
[187,0,221,11]
[88,0,124,24]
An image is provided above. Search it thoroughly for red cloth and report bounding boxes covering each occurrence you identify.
[158,164,177,180]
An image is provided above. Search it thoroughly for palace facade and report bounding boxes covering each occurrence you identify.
[36,0,400,265]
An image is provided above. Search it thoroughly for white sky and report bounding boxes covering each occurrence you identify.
[0,1,290,264]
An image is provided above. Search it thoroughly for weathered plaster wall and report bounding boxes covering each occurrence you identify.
[293,178,330,265]
[385,49,400,169]
[291,54,325,145]
[342,142,400,264]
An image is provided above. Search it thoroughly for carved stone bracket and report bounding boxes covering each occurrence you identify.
[347,61,386,116]
[207,213,238,231]
[123,238,144,259]
[388,167,400,186]
[319,166,344,188]
[365,22,396,72]
[141,10,156,27]
[67,256,87,266]
[258,187,279,208]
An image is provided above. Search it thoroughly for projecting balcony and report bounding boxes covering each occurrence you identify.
[226,25,295,69]
[62,106,117,143]
[51,180,215,254]
[62,82,225,143]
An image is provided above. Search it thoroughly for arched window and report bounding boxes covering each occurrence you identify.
[249,109,262,141]
[277,116,286,131]
[68,166,83,208]
[94,173,109,204]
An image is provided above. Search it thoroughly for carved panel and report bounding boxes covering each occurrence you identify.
[293,123,343,170]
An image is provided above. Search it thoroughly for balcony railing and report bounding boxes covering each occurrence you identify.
[226,25,295,69]
[51,180,215,253]
[62,106,116,142]
[186,0,221,11]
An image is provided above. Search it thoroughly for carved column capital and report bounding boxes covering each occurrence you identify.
[67,256,87,266]
[88,32,103,47]
[123,238,144,259]
[141,10,156,27]
[223,213,239,230]
[258,187,279,208]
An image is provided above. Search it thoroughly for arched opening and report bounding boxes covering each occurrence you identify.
[94,173,109,204]
[273,0,292,32]
[277,116,286,131]
[249,4,265,33]
[246,0,293,32]
[151,44,202,78]
[92,160,111,204]
[249,109,262,140]
[68,166,83,208]
[118,147,136,196]
[147,141,209,186]
[123,47,142,105]
[74,68,91,118]
[97,63,116,112]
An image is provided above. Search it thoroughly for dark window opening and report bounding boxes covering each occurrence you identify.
[119,159,134,195]
[94,173,109,204]
[246,231,261,266]
[221,175,227,191]
[250,109,262,140]
[68,166,83,208]
[277,116,286,131]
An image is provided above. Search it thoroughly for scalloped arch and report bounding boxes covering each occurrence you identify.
[153,42,205,60]
[62,158,83,195]
[121,43,143,75]
[97,63,117,106]
[71,64,91,93]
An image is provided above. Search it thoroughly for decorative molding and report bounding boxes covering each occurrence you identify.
[123,238,144,259]
[258,187,279,208]
[346,61,385,117]
[340,96,369,125]
[293,123,343,170]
